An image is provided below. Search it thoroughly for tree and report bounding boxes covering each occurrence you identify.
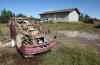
[84,14,90,22]
[79,13,85,22]
[16,13,26,17]
[0,8,14,23]
[84,14,94,24]
[79,13,93,24]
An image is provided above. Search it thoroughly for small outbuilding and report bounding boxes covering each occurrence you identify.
[40,8,80,22]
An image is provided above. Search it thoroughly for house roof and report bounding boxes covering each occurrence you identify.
[40,8,80,15]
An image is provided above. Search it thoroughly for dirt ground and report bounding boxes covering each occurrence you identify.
[0,31,100,65]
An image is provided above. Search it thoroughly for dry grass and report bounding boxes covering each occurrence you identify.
[42,22,98,33]
[0,44,100,65]
[0,24,10,41]
[0,23,100,65]
[39,45,100,65]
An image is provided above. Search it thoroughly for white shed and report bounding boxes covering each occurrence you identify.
[40,8,80,22]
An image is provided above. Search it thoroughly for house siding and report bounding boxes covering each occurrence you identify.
[40,10,79,22]
[67,11,79,22]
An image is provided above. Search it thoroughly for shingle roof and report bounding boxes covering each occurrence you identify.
[40,8,80,15]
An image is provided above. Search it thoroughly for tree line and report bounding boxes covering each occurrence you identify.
[0,8,27,23]
[79,13,97,24]
[0,8,97,24]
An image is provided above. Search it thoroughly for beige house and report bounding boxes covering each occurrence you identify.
[40,8,80,22]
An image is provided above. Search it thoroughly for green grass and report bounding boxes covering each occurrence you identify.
[1,46,100,65]
[42,22,97,33]
[0,22,100,65]
[0,23,8,34]
[39,46,100,65]
[0,23,9,40]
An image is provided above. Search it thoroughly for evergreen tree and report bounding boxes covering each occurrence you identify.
[0,8,14,23]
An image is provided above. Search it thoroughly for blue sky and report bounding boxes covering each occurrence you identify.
[0,0,100,18]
